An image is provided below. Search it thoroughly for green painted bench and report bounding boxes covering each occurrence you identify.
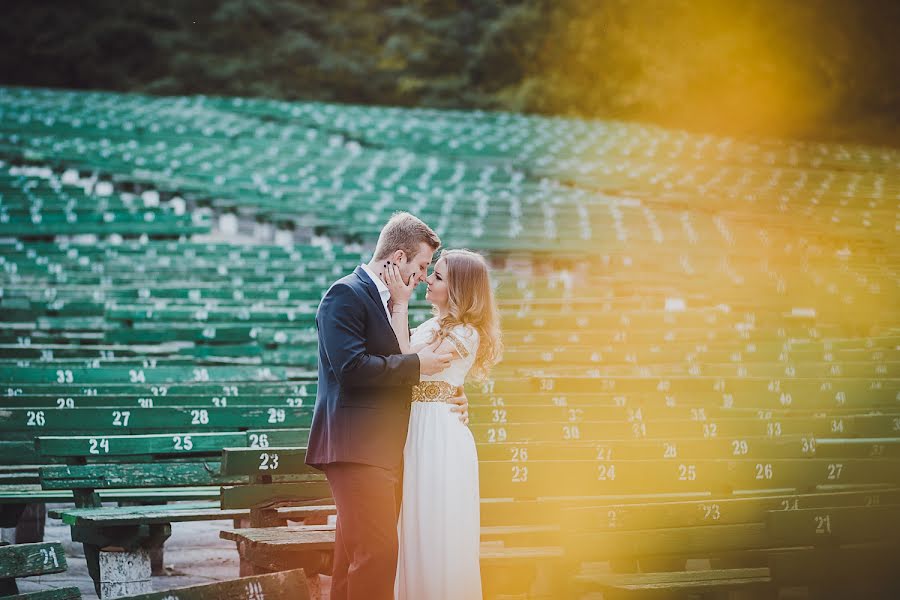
[214,447,333,598]
[108,568,309,600]
[0,542,81,599]
[0,394,313,540]
[766,503,900,598]
[563,489,900,598]
[35,429,312,595]
[769,544,900,599]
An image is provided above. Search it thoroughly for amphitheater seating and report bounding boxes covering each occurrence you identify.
[564,489,900,598]
[21,377,315,595]
[216,447,333,598]
[1,85,898,598]
[0,541,81,599]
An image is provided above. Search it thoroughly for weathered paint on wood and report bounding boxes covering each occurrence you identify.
[111,567,309,600]
[0,542,67,578]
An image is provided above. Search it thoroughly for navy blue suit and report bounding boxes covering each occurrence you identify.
[306,266,420,471]
[306,266,420,600]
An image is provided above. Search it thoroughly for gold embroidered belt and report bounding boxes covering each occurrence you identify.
[411,381,456,403]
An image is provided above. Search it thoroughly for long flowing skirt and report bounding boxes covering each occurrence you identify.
[395,401,482,600]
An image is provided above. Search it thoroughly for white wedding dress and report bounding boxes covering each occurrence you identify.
[395,318,482,600]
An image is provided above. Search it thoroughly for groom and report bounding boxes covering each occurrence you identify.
[306,212,470,600]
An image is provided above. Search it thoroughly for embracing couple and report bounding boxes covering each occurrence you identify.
[306,212,503,600]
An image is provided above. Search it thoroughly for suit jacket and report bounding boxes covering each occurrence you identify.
[305,266,421,471]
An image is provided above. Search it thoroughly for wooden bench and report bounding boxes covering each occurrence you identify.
[216,447,594,596]
[0,396,308,543]
[766,503,900,598]
[0,541,81,599]
[215,447,334,598]
[36,431,320,597]
[216,430,900,597]
[107,568,309,600]
[563,489,900,598]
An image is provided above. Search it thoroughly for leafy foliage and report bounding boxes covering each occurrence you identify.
[1,0,897,144]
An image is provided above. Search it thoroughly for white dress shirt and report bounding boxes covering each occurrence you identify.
[360,263,391,320]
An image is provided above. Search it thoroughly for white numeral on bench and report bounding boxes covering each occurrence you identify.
[249,434,269,448]
[26,411,46,427]
[89,438,110,454]
[267,408,285,424]
[678,464,697,481]
[511,465,528,483]
[755,463,774,480]
[191,409,209,425]
[826,463,843,480]
[487,428,507,443]
[732,440,749,455]
[597,464,616,481]
[511,447,528,462]
[138,398,154,408]
[193,368,209,382]
[246,580,265,600]
[56,398,74,408]
[212,397,227,407]
[801,437,816,454]
[129,369,145,383]
[631,422,646,439]
[700,503,721,521]
[780,498,799,511]
[814,514,832,534]
[259,452,279,471]
[286,397,303,407]
[39,548,59,568]
[112,410,130,427]
[173,435,193,451]
[56,369,73,383]
[663,443,677,458]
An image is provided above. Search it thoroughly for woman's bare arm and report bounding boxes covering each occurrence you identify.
[390,304,412,353]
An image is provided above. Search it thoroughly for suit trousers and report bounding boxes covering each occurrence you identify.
[325,461,402,600]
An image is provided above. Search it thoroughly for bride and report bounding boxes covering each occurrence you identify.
[382,249,503,600]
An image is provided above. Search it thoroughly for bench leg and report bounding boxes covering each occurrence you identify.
[15,502,47,543]
[98,547,153,598]
[84,543,157,598]
[0,577,18,595]
[149,545,165,576]
[116,500,166,575]
[0,504,26,528]
[0,503,26,543]
[84,544,103,597]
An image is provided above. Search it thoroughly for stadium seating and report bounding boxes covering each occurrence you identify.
[0,85,898,598]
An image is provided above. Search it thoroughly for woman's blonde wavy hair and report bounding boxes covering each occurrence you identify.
[428,249,503,381]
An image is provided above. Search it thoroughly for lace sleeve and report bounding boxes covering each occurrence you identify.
[446,325,479,360]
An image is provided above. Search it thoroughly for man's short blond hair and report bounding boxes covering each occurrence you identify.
[373,212,441,262]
